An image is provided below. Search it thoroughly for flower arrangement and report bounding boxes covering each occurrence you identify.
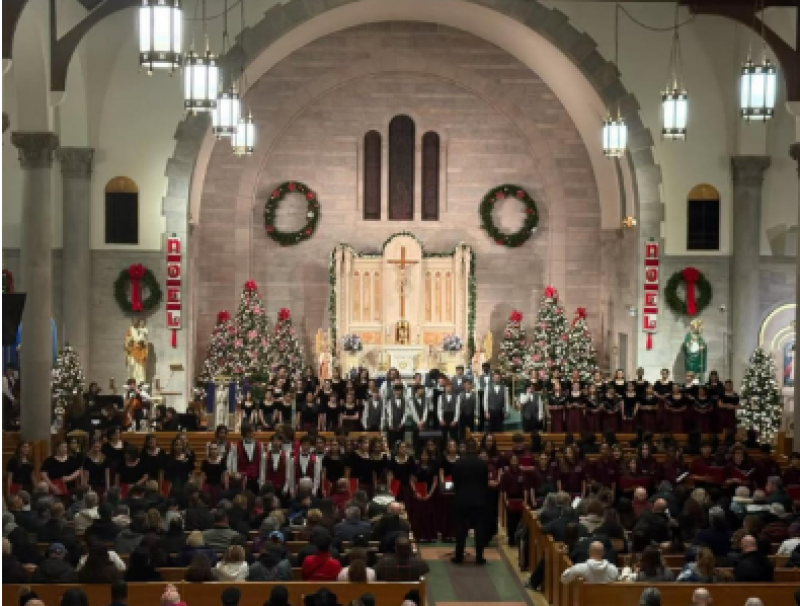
[441,334,464,351]
[341,334,363,352]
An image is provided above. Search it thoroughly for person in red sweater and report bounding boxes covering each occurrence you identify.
[301,531,342,581]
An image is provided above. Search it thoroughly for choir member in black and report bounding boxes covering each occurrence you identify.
[82,439,110,494]
[322,439,346,493]
[201,442,228,504]
[438,440,460,542]
[330,367,346,404]
[607,369,627,396]
[557,445,587,498]
[717,381,740,434]
[588,443,619,497]
[40,441,82,496]
[340,392,362,432]
[5,441,34,495]
[620,382,639,433]
[346,437,375,495]
[438,381,459,441]
[344,379,358,404]
[362,389,384,432]
[303,366,320,396]
[565,383,584,435]
[409,449,439,542]
[636,442,660,480]
[480,433,501,470]
[638,384,659,434]
[160,407,180,431]
[518,379,541,434]
[653,368,673,422]
[550,369,568,393]
[601,387,620,434]
[529,452,558,505]
[164,437,195,493]
[705,370,724,399]
[387,441,415,506]
[659,444,687,486]
[241,393,261,429]
[140,434,167,486]
[278,391,294,426]
[583,385,602,435]
[408,385,428,454]
[665,383,689,434]
[633,367,649,399]
[355,369,370,403]
[271,366,292,400]
[293,380,306,426]
[783,452,800,487]
[207,424,231,460]
[590,370,606,399]
[683,371,699,399]
[500,454,527,545]
[296,392,320,432]
[369,437,390,492]
[101,426,127,477]
[693,386,715,434]
[690,441,718,486]
[548,383,566,433]
[725,446,754,491]
[482,449,501,542]
[68,435,84,461]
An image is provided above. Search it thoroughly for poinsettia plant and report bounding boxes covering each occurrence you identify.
[341,334,363,352]
[441,334,464,351]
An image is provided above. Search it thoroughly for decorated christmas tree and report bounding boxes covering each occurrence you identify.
[565,307,599,382]
[739,347,782,443]
[231,280,270,379]
[527,286,569,376]
[270,308,305,369]
[198,310,236,381]
[497,310,529,376]
[51,344,86,419]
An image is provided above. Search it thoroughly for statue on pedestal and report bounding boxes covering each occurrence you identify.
[683,319,707,382]
[124,319,148,384]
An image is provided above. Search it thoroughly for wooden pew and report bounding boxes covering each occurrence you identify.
[156,568,307,581]
[575,582,797,606]
[3,581,425,606]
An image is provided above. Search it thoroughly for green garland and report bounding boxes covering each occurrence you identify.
[479,184,539,247]
[264,181,320,246]
[113,267,162,313]
[664,269,713,317]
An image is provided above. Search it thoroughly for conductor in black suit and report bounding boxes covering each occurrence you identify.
[451,438,489,564]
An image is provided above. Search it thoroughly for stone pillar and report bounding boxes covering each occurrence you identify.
[730,156,771,387]
[57,147,94,370]
[11,132,59,446]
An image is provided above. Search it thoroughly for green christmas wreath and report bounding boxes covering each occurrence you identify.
[479,184,539,247]
[264,181,320,246]
[664,268,713,317]
[113,265,162,313]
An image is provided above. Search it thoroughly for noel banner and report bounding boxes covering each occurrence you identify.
[166,236,182,348]
[643,240,660,350]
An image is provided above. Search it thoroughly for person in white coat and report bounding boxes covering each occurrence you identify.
[560,542,619,584]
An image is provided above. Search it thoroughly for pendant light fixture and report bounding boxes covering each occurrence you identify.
[183,0,218,113]
[603,4,627,158]
[739,0,777,121]
[232,0,256,156]
[212,0,241,138]
[661,3,688,139]
[139,0,183,74]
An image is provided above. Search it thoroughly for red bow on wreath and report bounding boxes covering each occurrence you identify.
[510,310,523,323]
[544,285,555,299]
[217,310,230,324]
[681,267,700,316]
[244,280,258,292]
[127,264,146,311]
[278,308,291,321]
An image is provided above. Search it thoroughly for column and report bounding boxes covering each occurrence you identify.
[57,147,94,370]
[730,156,771,387]
[11,132,59,446]
[788,101,800,448]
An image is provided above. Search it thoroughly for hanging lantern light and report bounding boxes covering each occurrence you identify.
[232,112,256,156]
[212,85,241,138]
[184,44,218,112]
[139,0,183,74]
[603,4,626,158]
[661,7,688,140]
[740,55,777,121]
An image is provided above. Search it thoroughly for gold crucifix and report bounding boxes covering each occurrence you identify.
[387,246,419,319]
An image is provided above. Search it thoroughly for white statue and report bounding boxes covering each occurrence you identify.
[124,319,149,384]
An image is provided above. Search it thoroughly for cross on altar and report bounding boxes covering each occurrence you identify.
[387,246,419,319]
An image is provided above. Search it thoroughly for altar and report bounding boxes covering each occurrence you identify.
[329,233,475,376]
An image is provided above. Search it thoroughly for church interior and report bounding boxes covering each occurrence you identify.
[2,1,800,605]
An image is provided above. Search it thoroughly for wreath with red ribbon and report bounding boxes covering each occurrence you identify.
[664,267,713,317]
[479,184,539,247]
[264,181,320,246]
[113,264,163,313]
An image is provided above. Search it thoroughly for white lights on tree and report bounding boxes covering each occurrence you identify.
[212,87,241,138]
[139,0,183,74]
[184,44,219,112]
[740,55,777,121]
[602,116,627,158]
[232,113,256,156]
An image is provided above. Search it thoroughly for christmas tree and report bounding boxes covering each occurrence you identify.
[270,307,305,369]
[739,347,782,443]
[527,286,569,376]
[231,280,270,379]
[198,310,236,381]
[565,307,598,382]
[497,310,529,376]
[51,344,86,416]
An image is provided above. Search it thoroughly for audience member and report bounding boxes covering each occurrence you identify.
[733,535,774,582]
[301,530,342,580]
[337,547,376,582]
[214,545,249,581]
[31,542,78,583]
[202,510,243,551]
[375,534,429,581]
[560,541,619,584]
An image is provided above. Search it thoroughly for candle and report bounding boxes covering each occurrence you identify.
[109,377,115,391]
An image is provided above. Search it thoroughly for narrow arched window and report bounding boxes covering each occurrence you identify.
[105,176,139,244]
[686,183,720,250]
[421,131,440,221]
[363,130,381,220]
[388,115,415,220]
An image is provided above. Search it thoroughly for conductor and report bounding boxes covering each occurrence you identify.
[451,438,489,564]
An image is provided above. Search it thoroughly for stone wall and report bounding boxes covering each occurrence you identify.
[195,23,608,369]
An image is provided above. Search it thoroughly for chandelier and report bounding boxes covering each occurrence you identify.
[740,0,777,121]
[183,0,218,112]
[212,0,240,138]
[603,4,627,158]
[662,5,687,140]
[232,0,255,155]
[139,0,183,74]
